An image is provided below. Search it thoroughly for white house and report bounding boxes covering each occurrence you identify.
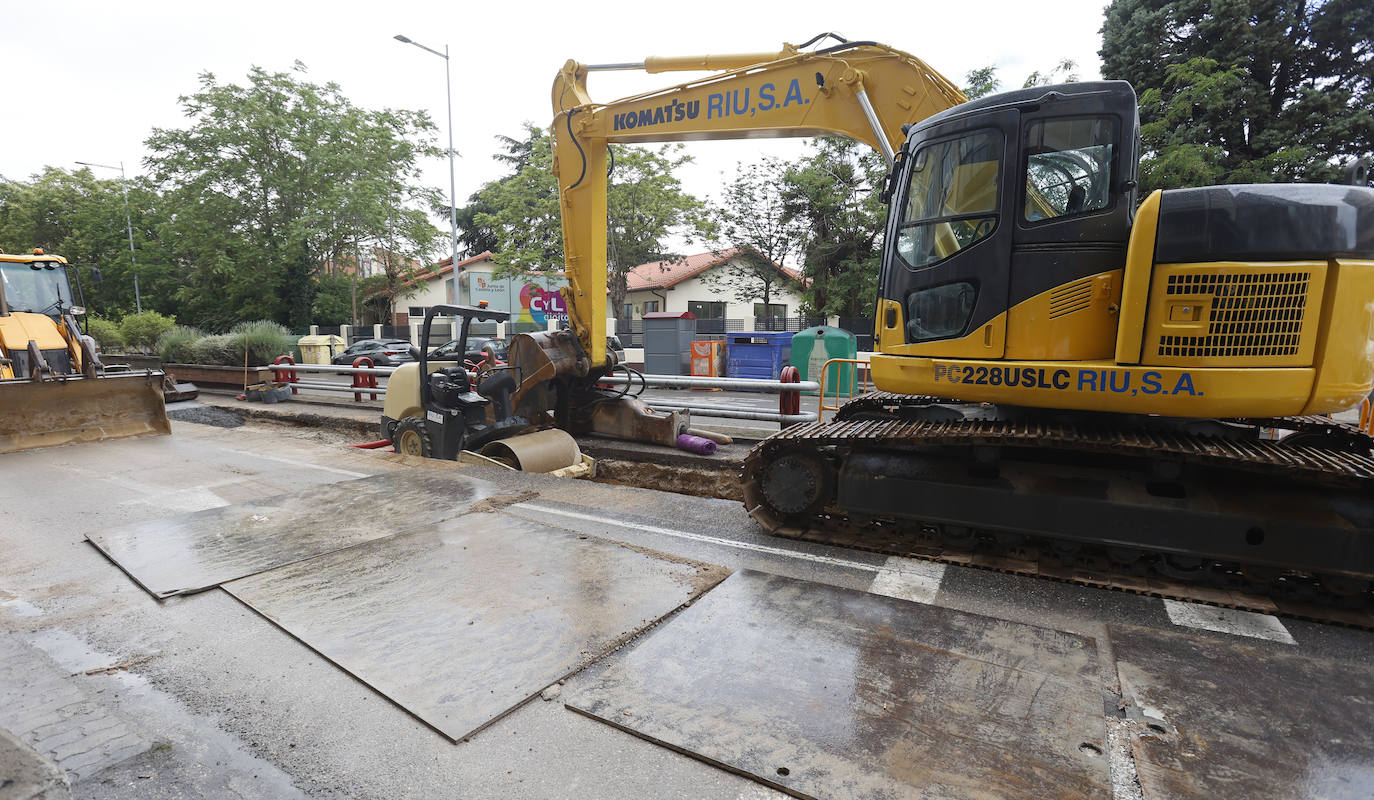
[392,251,570,330]
[392,247,804,336]
[620,248,805,323]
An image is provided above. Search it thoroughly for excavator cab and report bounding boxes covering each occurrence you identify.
[872,80,1374,418]
[877,81,1140,363]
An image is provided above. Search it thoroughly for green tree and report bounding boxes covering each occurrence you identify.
[701,158,802,309]
[962,67,1002,100]
[465,124,566,274]
[145,63,443,330]
[459,125,705,327]
[604,144,707,326]
[0,167,172,317]
[1022,59,1079,88]
[963,60,1081,100]
[1101,0,1374,191]
[781,138,889,317]
[310,271,354,326]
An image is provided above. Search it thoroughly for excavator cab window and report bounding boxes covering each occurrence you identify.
[895,130,1003,271]
[1023,117,1116,223]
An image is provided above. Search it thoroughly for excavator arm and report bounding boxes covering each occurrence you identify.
[550,38,966,367]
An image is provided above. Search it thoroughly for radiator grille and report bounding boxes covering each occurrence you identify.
[1048,278,1093,319]
[1157,271,1310,358]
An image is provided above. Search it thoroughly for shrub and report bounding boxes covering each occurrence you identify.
[119,311,176,352]
[229,320,297,366]
[156,326,204,364]
[84,316,124,351]
[189,334,238,366]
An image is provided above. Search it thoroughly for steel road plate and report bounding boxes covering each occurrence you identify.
[1112,623,1374,800]
[566,570,1110,800]
[88,471,497,598]
[224,512,728,742]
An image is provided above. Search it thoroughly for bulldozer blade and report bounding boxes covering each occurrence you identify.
[161,374,200,403]
[0,371,172,454]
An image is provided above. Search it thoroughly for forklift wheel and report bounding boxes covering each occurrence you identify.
[393,417,433,458]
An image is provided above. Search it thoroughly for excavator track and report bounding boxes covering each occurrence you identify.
[741,393,1374,628]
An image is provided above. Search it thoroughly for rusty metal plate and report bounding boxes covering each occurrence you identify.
[566,570,1109,800]
[1112,623,1374,800]
[224,512,728,742]
[88,471,497,598]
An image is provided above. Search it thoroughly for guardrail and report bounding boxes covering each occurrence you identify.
[818,358,874,412]
[264,357,818,428]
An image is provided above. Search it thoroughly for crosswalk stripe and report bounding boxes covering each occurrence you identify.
[868,556,945,604]
[1163,599,1296,644]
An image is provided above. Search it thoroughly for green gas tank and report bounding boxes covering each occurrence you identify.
[790,326,857,397]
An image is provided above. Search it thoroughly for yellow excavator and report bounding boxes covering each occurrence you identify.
[0,249,170,453]
[414,34,1374,598]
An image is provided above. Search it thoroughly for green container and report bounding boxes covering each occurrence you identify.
[790,326,857,397]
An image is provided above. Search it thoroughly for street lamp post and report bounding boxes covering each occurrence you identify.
[75,160,141,312]
[394,34,459,273]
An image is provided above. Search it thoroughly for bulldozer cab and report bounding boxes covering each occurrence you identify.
[879,81,1140,358]
[0,255,79,320]
[1,251,171,454]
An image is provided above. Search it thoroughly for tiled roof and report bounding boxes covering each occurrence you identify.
[625,248,799,291]
[425,251,494,279]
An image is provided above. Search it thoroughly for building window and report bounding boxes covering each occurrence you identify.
[622,303,633,319]
[643,300,660,314]
[409,306,449,320]
[754,302,787,319]
[688,301,726,319]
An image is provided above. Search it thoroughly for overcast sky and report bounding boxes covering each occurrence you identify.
[7,0,1109,251]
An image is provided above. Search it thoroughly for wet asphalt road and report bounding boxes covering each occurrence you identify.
[2,413,1372,799]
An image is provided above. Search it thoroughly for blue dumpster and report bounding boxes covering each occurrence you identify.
[725,332,793,381]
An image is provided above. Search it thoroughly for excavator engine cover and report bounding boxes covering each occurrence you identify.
[0,371,171,454]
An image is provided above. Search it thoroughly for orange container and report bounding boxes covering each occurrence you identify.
[690,340,726,378]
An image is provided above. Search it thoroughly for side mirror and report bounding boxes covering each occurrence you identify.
[1346,158,1370,187]
[408,345,421,361]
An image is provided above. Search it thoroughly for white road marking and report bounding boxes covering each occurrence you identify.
[868,556,945,604]
[1163,599,1296,644]
[512,503,891,575]
[219,448,370,479]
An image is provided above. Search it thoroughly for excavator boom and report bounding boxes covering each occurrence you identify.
[551,39,965,367]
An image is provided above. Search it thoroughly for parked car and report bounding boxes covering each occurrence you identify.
[331,339,415,368]
[607,335,626,362]
[429,336,508,365]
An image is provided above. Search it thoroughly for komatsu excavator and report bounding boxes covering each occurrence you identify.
[512,35,1374,600]
[0,250,170,453]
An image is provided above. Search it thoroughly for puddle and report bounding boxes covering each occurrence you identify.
[24,627,304,797]
[1,597,44,618]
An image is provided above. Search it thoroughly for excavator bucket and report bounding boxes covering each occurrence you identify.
[0,371,171,454]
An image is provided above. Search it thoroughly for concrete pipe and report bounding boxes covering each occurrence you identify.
[479,428,582,473]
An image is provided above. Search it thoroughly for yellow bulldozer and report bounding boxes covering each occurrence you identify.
[0,249,170,453]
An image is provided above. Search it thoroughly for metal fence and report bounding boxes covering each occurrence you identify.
[618,316,829,348]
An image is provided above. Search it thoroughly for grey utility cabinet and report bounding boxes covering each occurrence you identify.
[642,311,697,375]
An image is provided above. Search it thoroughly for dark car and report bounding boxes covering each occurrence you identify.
[429,336,508,365]
[607,335,626,362]
[331,339,415,368]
